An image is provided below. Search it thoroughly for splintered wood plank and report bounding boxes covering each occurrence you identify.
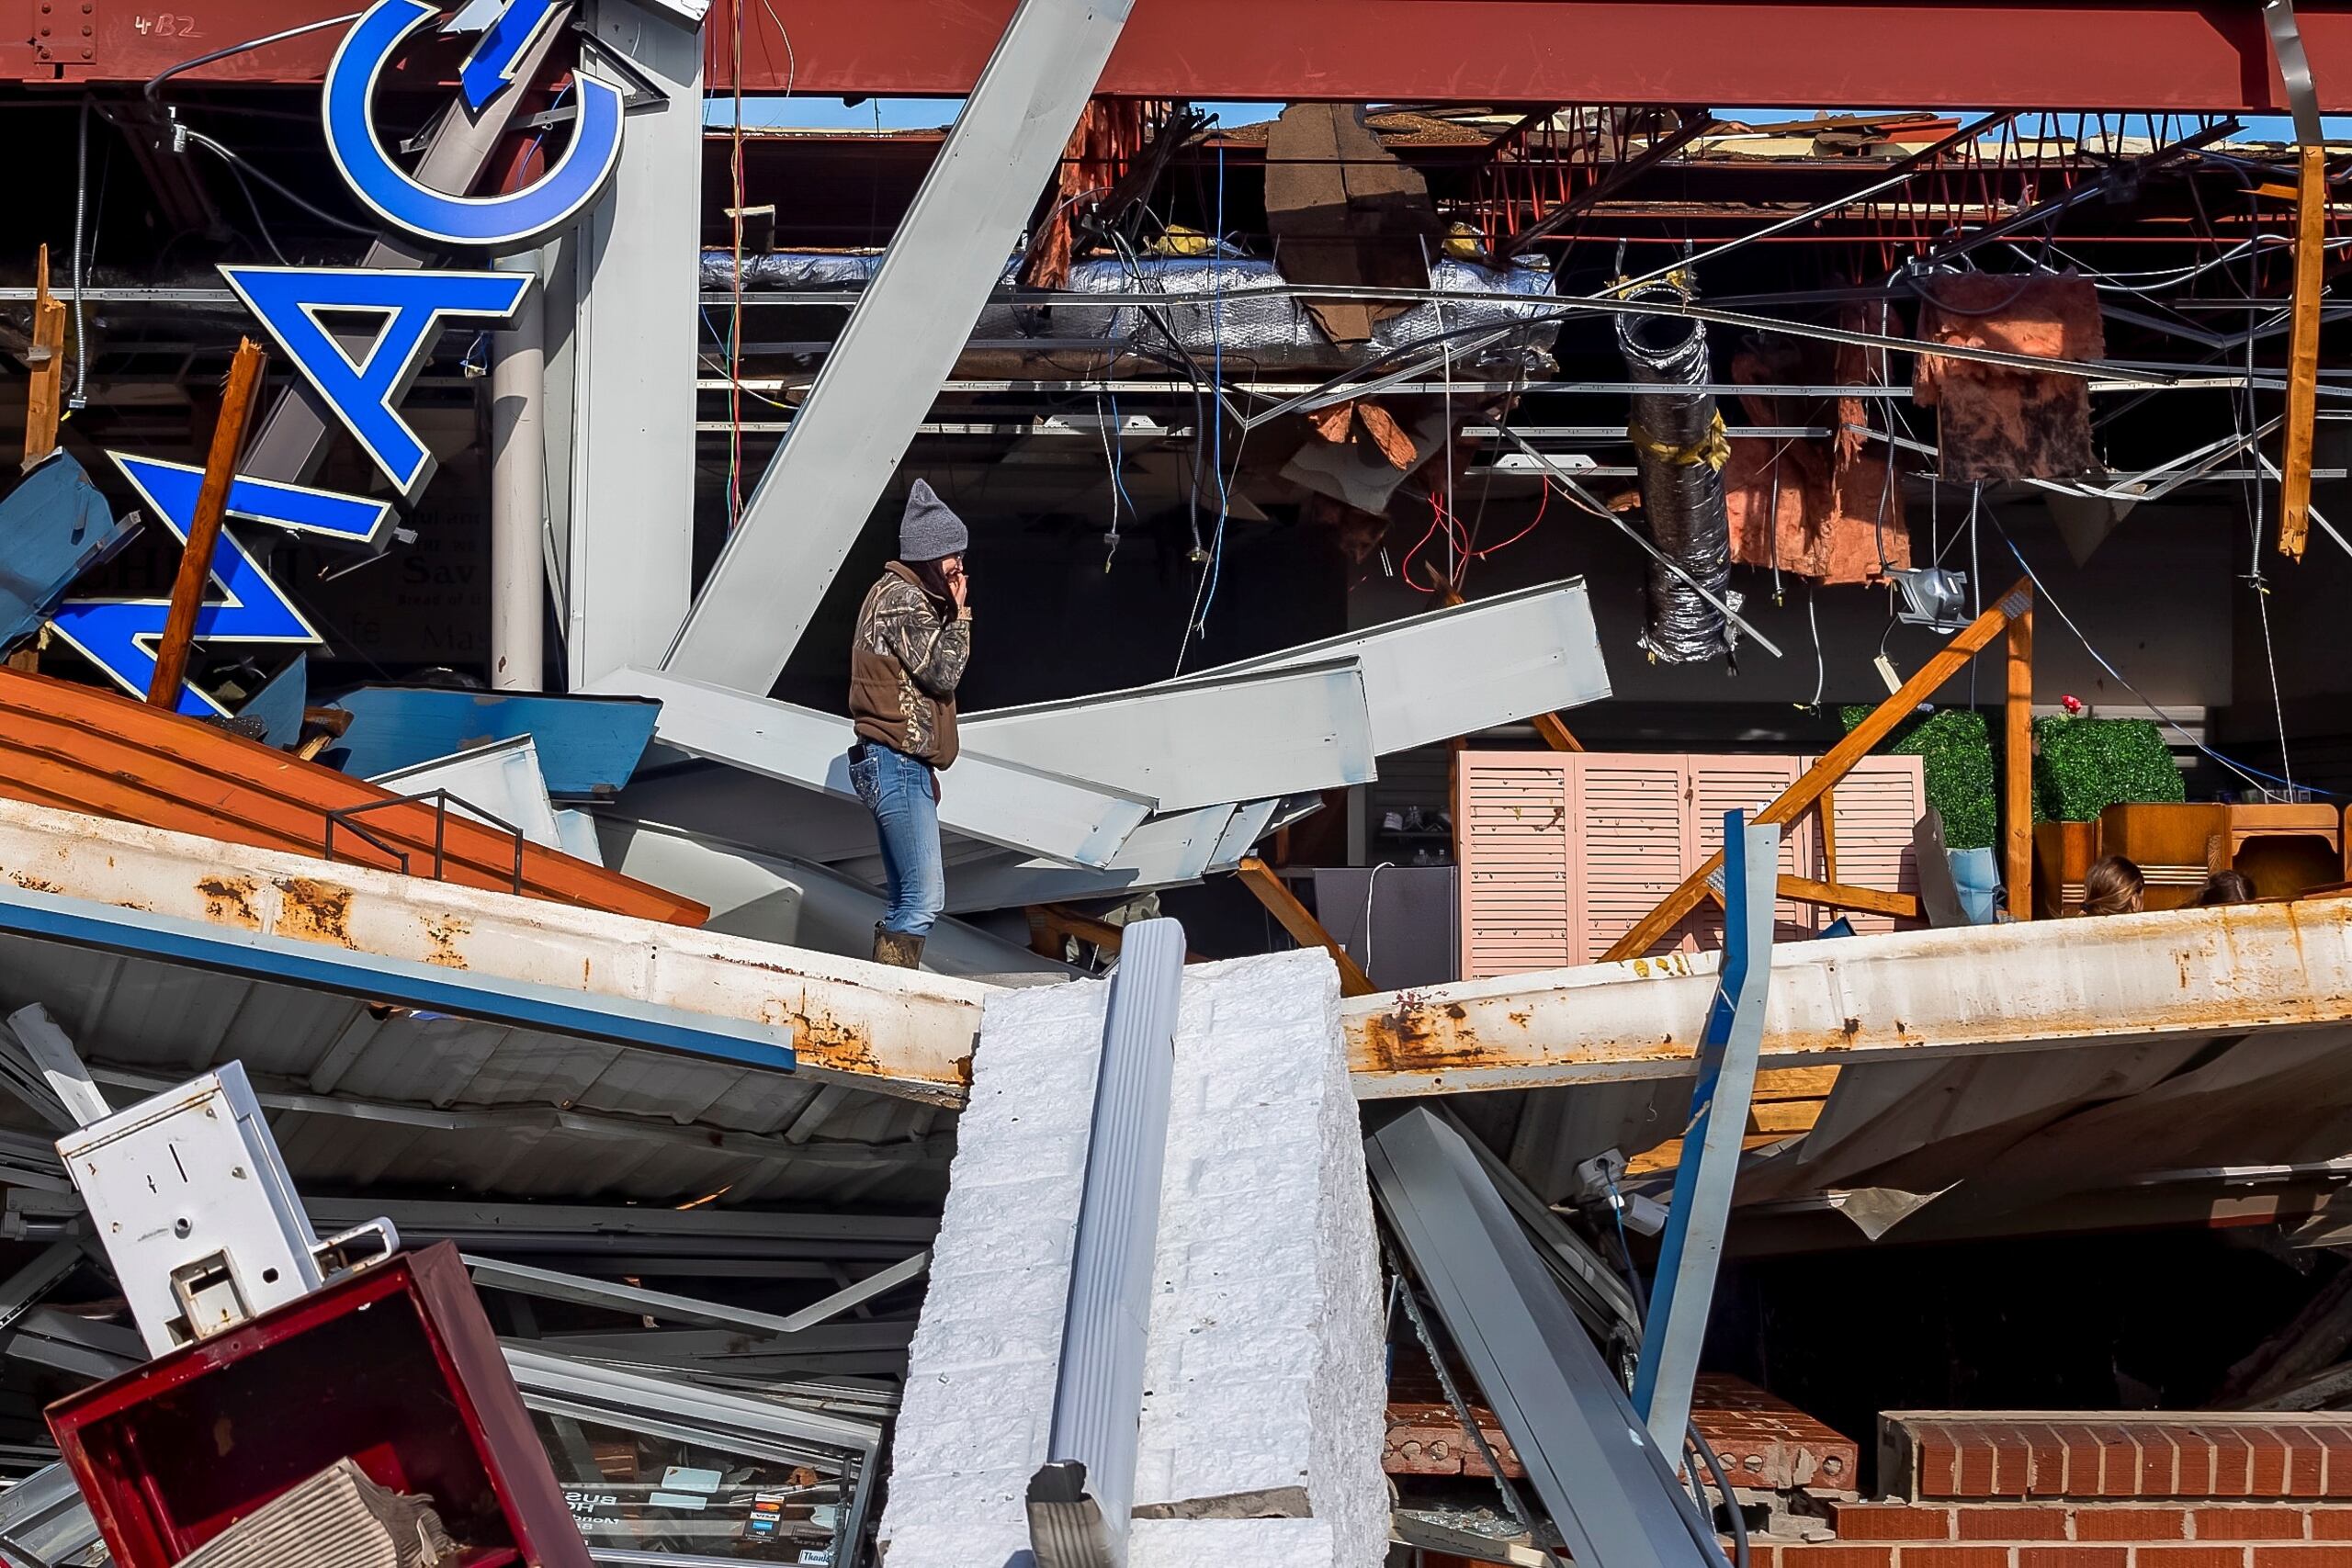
[23,245,66,468]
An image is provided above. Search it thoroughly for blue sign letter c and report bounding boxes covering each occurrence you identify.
[323,0,624,249]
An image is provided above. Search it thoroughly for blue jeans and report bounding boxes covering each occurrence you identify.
[850,742,945,936]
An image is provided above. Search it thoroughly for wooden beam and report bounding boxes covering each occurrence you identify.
[1819,785,1837,885]
[1778,875,1918,920]
[1531,710,1587,753]
[1234,855,1377,996]
[147,338,266,708]
[2278,142,2330,561]
[22,246,66,469]
[1028,903,1205,963]
[2005,601,2035,919]
[1601,581,2032,962]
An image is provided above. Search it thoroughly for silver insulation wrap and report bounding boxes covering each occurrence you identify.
[1615,281,1738,663]
[700,252,1562,371]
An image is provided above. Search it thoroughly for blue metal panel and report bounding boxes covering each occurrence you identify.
[0,879,794,1074]
[324,686,662,798]
[0,452,136,649]
[1632,810,1779,1452]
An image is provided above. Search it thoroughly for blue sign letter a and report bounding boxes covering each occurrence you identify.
[220,265,532,500]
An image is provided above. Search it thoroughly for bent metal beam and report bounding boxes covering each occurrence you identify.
[660,0,1138,692]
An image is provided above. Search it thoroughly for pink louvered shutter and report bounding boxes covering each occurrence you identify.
[1570,756,1692,962]
[1679,754,1815,949]
[1455,752,1577,978]
[1798,754,1927,935]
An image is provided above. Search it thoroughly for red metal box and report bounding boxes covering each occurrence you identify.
[46,1240,591,1568]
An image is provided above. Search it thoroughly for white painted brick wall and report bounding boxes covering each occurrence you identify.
[878,950,1385,1567]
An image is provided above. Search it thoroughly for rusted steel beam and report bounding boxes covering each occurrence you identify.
[0,795,978,1102]
[1601,581,2030,962]
[1348,896,2352,1099]
[43,0,2352,110]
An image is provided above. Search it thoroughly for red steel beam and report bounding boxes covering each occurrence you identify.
[28,0,2352,110]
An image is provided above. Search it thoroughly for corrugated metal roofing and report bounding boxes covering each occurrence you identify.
[0,669,706,926]
[0,940,953,1209]
[0,797,995,1209]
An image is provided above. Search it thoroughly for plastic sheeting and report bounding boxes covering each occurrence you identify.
[700,251,1563,370]
[1617,283,1736,663]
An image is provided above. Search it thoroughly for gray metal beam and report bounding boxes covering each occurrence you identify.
[535,1320,915,1362]
[6,1006,107,1128]
[661,0,1138,690]
[1207,797,1284,872]
[466,1248,930,1336]
[597,818,1077,976]
[596,668,1153,866]
[3,1189,935,1260]
[0,1243,85,1346]
[1368,1107,1722,1568]
[854,805,1238,915]
[80,1062,941,1176]
[1175,580,1611,755]
[961,660,1376,814]
[562,0,703,683]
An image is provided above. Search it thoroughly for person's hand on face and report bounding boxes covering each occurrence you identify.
[942,555,969,610]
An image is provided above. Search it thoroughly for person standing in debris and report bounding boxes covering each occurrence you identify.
[848,480,973,968]
[2078,854,2145,916]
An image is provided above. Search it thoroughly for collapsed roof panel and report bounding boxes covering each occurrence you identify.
[0,669,707,927]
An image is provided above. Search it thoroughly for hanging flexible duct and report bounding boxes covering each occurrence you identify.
[1616,280,1737,663]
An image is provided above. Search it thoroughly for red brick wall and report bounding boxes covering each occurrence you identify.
[1882,1416,2352,1503]
[1786,1503,2352,1568]
[1781,1416,2352,1568]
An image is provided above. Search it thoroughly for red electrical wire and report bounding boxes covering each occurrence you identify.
[1468,477,1549,561]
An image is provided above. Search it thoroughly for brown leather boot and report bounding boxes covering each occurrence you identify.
[872,925,926,969]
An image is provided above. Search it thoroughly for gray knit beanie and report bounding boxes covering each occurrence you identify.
[899,479,969,562]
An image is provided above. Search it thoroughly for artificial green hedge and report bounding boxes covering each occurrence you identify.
[1840,705,1997,850]
[2031,715,2183,822]
[1838,708,2182,837]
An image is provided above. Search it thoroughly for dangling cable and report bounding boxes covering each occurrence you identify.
[70,97,90,410]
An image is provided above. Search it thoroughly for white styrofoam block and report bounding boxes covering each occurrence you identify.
[880,949,1386,1568]
[1131,1517,1339,1568]
[1132,951,1387,1568]
[881,973,1113,1564]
